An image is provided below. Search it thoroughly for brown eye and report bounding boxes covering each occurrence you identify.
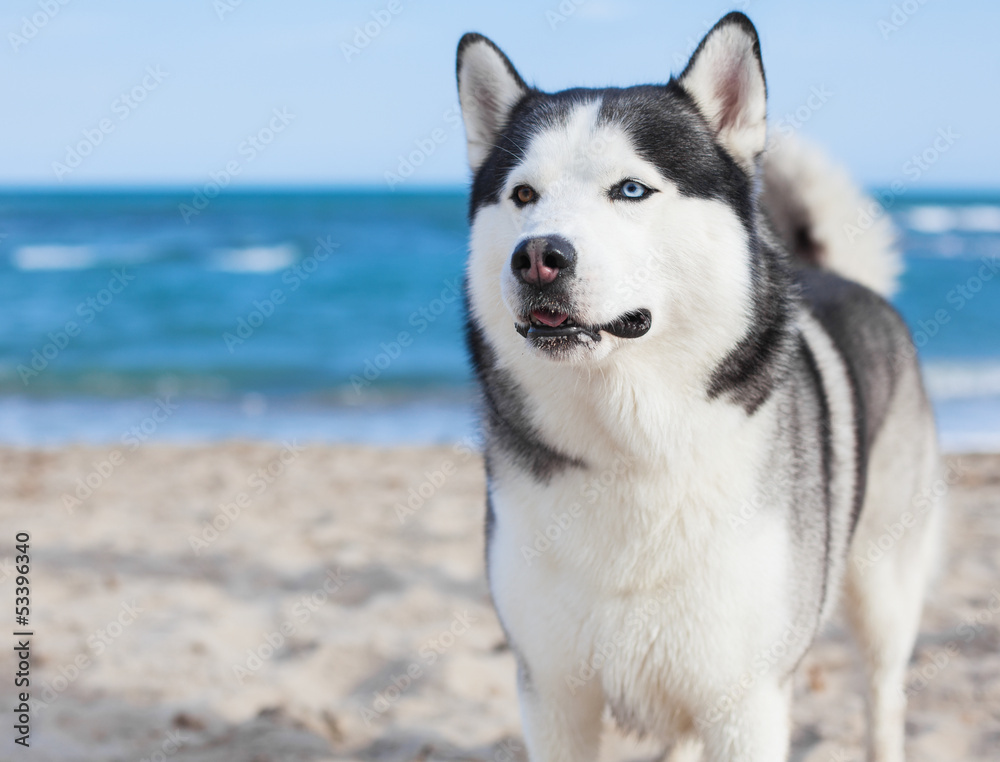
[513,185,537,206]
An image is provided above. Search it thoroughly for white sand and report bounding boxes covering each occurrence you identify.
[0,444,997,761]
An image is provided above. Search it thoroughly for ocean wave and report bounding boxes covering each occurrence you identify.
[0,393,991,452]
[923,360,1000,401]
[905,205,1000,235]
[11,245,99,270]
[0,395,479,448]
[208,244,298,273]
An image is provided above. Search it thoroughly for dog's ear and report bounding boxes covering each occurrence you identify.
[456,33,530,172]
[678,12,767,174]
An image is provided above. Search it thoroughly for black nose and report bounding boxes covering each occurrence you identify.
[510,235,576,287]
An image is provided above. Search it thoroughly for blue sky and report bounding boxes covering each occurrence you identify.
[2,0,998,189]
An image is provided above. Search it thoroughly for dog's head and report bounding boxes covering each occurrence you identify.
[458,13,768,368]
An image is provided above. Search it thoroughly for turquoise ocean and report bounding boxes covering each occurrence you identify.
[0,189,997,451]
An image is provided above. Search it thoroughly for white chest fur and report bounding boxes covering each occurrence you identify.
[485,389,802,735]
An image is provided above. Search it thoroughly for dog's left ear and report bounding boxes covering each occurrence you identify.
[678,12,767,174]
[456,33,530,172]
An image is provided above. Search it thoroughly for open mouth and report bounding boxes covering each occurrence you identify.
[514,308,652,343]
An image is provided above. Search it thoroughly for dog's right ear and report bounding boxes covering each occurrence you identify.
[678,12,767,175]
[456,33,529,172]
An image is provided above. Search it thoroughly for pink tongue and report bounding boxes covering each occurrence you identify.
[532,309,568,327]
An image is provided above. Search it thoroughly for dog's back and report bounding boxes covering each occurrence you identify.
[764,135,944,762]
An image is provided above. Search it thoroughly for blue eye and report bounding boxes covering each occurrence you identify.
[615,180,652,200]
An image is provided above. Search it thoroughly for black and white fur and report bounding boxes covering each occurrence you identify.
[456,13,943,762]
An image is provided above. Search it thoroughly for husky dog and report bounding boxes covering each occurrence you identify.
[456,12,943,762]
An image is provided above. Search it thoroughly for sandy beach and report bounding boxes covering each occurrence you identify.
[0,442,997,761]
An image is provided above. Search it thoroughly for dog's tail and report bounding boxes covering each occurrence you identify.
[761,133,901,297]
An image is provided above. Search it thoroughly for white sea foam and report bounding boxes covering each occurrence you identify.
[957,205,1000,233]
[924,360,1000,401]
[209,244,297,273]
[905,205,1000,235]
[907,206,955,234]
[11,245,98,270]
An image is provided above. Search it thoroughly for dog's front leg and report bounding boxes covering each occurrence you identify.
[515,652,604,762]
[699,680,792,762]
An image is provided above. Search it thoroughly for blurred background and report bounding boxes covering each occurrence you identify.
[1,0,999,451]
[3,4,1000,760]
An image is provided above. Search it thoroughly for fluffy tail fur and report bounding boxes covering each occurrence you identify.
[761,133,902,298]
